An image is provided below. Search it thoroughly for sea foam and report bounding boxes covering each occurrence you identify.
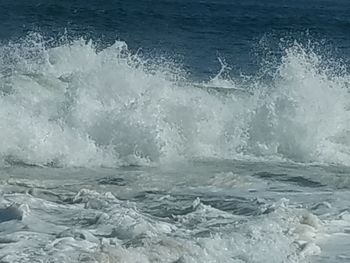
[0,34,349,167]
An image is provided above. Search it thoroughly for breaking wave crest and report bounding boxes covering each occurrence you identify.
[1,34,349,167]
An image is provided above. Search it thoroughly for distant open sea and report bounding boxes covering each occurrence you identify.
[0,1,350,262]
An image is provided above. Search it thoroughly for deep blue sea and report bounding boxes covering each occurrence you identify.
[1,0,350,77]
[1,1,350,262]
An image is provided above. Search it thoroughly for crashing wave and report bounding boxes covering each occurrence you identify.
[0,34,349,167]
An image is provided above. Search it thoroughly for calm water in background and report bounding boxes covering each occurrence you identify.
[0,1,350,262]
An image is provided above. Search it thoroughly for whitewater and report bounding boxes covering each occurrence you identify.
[0,33,350,263]
[1,35,350,167]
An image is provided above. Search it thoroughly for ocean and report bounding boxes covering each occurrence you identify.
[0,0,350,262]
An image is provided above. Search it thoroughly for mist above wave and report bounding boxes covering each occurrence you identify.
[0,34,349,167]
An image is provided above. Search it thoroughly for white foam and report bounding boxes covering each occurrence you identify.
[0,35,349,167]
[0,187,328,263]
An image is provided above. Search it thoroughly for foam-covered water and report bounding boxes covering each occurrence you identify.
[0,35,349,168]
[1,163,350,263]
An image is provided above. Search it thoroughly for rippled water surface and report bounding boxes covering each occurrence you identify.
[1,162,350,262]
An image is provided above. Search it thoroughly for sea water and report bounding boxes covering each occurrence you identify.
[0,0,350,262]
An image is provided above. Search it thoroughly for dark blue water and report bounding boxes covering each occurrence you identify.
[1,0,350,78]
